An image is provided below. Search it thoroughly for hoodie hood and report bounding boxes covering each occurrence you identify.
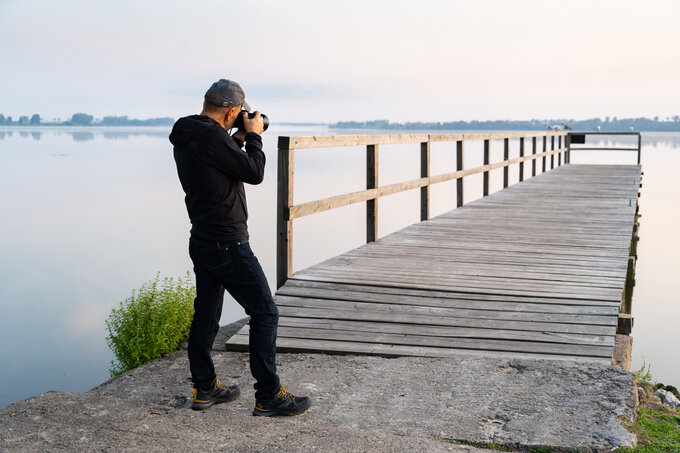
[169,115,219,147]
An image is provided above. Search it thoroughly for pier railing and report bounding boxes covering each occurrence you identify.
[276,131,569,288]
[566,131,642,165]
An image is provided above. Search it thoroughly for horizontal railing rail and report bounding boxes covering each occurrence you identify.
[277,131,568,288]
[567,131,642,165]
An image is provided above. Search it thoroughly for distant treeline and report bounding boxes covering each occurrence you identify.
[332,116,680,132]
[0,113,174,127]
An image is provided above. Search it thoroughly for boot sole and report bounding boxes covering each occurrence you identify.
[252,401,311,417]
[191,392,240,411]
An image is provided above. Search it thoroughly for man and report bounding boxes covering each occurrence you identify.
[170,79,310,416]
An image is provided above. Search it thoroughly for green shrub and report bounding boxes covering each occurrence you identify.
[105,272,195,376]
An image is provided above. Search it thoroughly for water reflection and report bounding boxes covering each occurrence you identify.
[0,127,680,149]
[0,127,171,141]
[0,128,678,409]
[72,131,94,142]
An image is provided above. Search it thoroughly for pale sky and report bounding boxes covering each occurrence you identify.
[1,0,679,123]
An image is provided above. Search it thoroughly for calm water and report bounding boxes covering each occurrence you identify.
[0,127,678,408]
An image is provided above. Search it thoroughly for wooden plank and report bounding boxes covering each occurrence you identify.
[295,269,625,297]
[272,317,614,346]
[281,279,622,308]
[274,295,616,326]
[274,305,616,336]
[238,324,613,357]
[286,132,567,149]
[227,334,610,364]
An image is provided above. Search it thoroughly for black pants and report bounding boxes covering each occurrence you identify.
[188,237,280,400]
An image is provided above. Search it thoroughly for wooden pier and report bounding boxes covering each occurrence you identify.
[227,132,642,365]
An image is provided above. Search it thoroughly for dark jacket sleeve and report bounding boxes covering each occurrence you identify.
[208,131,266,185]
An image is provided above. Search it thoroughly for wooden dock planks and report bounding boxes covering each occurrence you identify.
[227,164,641,363]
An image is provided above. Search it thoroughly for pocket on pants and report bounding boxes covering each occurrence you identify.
[199,246,232,271]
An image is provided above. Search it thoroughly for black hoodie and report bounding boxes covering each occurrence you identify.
[170,115,265,241]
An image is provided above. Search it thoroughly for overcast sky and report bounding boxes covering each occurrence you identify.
[1,0,679,123]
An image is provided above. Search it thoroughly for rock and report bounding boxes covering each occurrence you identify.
[655,389,680,410]
[0,320,639,452]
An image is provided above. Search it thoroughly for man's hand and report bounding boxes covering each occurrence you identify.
[243,111,264,135]
[233,129,246,142]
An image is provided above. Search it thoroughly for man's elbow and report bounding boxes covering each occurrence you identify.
[245,170,265,185]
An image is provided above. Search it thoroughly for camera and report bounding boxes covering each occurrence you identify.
[233,109,269,132]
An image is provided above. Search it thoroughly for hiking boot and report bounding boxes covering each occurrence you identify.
[252,385,311,416]
[191,378,240,411]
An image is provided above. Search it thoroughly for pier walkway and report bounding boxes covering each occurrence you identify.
[227,132,642,364]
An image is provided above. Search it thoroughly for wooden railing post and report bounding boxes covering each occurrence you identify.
[637,134,642,165]
[519,137,525,182]
[550,136,555,169]
[542,136,547,173]
[566,133,571,164]
[483,139,490,196]
[456,140,464,207]
[420,141,430,221]
[532,136,537,176]
[503,138,509,188]
[558,136,562,166]
[366,144,379,242]
[277,137,294,289]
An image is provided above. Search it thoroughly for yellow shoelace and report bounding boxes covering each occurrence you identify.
[193,378,222,401]
[276,385,295,400]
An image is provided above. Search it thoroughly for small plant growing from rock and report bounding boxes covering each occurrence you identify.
[105,272,195,376]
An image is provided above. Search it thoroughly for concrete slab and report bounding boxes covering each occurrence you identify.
[0,322,637,452]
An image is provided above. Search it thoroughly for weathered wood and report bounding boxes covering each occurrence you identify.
[532,136,537,176]
[227,333,610,363]
[276,137,294,288]
[420,141,430,221]
[255,131,641,363]
[637,134,642,165]
[551,135,555,169]
[269,318,612,347]
[565,133,571,164]
[542,136,547,173]
[281,279,622,308]
[366,144,378,242]
[519,137,525,181]
[569,147,640,151]
[238,324,613,357]
[503,137,510,188]
[456,140,464,207]
[483,139,490,196]
[287,148,567,220]
[274,295,616,326]
[617,313,634,335]
[286,131,567,149]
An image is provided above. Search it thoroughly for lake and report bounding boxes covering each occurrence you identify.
[0,126,678,409]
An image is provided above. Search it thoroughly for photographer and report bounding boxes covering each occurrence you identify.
[170,79,310,416]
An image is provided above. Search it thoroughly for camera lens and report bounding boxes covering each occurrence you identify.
[233,110,268,132]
